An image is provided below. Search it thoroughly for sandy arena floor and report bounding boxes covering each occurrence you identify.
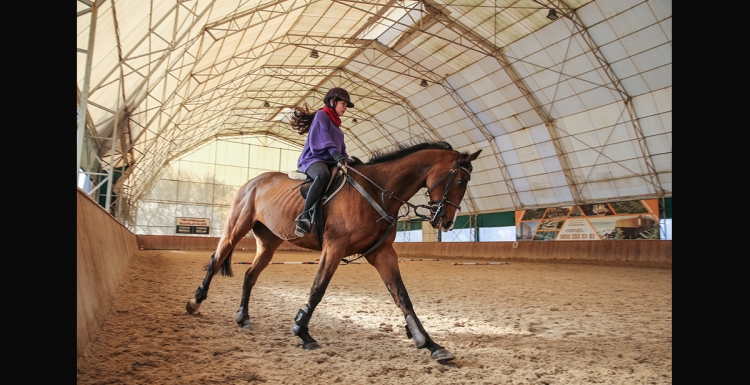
[77,250,672,384]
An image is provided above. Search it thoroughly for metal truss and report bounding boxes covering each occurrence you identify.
[418,0,581,207]
[533,0,664,198]
[336,68,479,215]
[77,0,126,220]
[79,0,669,230]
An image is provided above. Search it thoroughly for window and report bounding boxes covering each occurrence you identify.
[78,169,92,192]
[479,226,516,241]
[659,218,672,240]
[440,228,474,242]
[395,220,424,242]
[395,230,422,242]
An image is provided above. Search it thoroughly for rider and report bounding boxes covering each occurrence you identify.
[290,87,355,237]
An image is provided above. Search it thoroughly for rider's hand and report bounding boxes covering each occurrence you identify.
[332,151,349,165]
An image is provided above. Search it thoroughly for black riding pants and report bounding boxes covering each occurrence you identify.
[302,161,332,214]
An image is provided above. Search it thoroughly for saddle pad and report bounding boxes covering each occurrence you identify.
[287,170,310,181]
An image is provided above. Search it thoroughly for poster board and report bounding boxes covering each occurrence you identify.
[515,199,659,241]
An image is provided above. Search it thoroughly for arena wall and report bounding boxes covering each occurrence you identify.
[137,235,671,267]
[392,240,671,267]
[77,188,138,357]
[135,234,309,252]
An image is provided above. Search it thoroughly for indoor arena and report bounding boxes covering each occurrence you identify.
[77,1,672,384]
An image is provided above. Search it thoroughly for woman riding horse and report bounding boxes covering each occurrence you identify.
[185,128,481,364]
[290,87,354,237]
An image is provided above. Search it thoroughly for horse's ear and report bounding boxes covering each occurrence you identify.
[468,149,481,161]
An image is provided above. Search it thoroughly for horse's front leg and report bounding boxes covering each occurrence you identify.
[291,244,344,350]
[366,245,456,363]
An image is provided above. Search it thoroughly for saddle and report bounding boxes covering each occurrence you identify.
[288,166,348,247]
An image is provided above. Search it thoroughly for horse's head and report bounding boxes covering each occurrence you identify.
[424,149,482,232]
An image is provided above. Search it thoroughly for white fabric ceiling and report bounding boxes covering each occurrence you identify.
[77,0,672,220]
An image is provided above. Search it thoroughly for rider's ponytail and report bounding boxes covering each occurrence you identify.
[290,105,316,135]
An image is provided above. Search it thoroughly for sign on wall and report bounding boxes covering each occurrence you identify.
[515,199,659,241]
[175,217,210,235]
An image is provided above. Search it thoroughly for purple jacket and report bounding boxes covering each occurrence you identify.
[297,109,348,173]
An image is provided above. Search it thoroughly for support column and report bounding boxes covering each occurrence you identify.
[77,0,98,180]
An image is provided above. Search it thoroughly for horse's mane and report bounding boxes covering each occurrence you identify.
[364,140,455,165]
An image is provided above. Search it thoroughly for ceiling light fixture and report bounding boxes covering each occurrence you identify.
[310,49,319,59]
[546,9,559,20]
[263,101,270,107]
[420,79,428,87]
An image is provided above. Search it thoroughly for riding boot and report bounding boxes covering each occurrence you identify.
[295,210,312,237]
[295,166,329,237]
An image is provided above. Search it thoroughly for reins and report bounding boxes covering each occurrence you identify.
[338,160,470,264]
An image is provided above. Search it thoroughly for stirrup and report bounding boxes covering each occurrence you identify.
[295,212,312,237]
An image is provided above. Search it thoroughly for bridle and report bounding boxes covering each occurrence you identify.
[422,163,472,224]
[339,159,471,261]
[344,160,470,225]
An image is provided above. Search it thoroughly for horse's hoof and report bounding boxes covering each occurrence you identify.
[237,319,253,330]
[186,300,199,315]
[236,309,252,329]
[301,341,320,350]
[431,348,456,362]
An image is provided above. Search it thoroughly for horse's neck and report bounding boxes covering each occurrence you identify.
[363,151,448,208]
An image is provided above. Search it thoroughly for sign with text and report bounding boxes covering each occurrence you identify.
[175,217,210,235]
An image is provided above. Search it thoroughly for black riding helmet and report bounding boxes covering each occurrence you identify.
[324,87,354,108]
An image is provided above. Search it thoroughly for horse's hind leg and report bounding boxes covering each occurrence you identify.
[186,207,255,315]
[235,222,284,329]
[185,242,237,314]
[365,245,456,363]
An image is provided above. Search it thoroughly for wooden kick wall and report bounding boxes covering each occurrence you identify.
[138,235,671,268]
[77,188,139,358]
[135,234,310,252]
[392,241,671,267]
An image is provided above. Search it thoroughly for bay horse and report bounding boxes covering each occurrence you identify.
[185,140,481,363]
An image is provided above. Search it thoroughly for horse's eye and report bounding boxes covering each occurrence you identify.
[457,180,465,187]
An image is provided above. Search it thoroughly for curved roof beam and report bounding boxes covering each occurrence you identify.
[105,0,313,180]
[534,0,664,198]
[357,38,519,210]
[422,0,583,205]
[91,0,216,162]
[185,60,414,139]
[334,0,491,57]
[341,68,479,215]
[204,0,322,39]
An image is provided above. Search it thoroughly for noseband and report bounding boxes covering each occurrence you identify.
[423,163,472,224]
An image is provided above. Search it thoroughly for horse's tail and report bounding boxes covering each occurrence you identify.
[219,249,234,277]
[205,250,235,277]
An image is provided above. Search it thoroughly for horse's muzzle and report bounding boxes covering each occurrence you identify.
[440,220,454,232]
[430,205,457,232]
[428,204,444,228]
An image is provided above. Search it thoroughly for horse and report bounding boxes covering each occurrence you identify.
[185,140,481,363]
